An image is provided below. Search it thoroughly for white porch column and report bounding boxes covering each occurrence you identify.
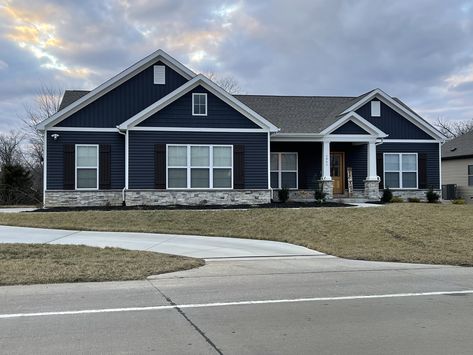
[366,141,378,180]
[321,140,331,180]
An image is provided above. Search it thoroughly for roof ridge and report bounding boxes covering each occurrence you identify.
[235,94,358,99]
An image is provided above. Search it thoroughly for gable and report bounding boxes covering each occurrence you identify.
[331,120,370,135]
[137,86,260,129]
[356,100,435,139]
[56,61,188,128]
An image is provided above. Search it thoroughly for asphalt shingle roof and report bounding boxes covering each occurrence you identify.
[58,90,90,111]
[442,130,473,159]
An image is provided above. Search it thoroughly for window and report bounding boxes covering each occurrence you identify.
[371,100,381,117]
[270,152,298,189]
[76,145,98,189]
[167,145,232,189]
[153,65,165,84]
[192,93,207,116]
[384,153,418,189]
[468,165,473,186]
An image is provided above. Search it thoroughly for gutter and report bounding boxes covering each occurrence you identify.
[117,127,127,206]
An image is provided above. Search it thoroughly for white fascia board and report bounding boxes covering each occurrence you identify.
[48,127,119,132]
[320,112,388,137]
[36,49,196,131]
[270,132,378,143]
[340,88,446,141]
[130,127,267,133]
[118,74,280,132]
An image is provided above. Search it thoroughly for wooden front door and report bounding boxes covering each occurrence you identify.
[330,152,345,194]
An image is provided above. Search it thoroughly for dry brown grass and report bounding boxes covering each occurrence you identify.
[0,244,204,286]
[0,204,472,266]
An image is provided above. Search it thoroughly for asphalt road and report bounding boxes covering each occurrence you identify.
[2,256,473,354]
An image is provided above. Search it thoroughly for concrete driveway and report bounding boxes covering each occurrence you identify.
[0,225,321,258]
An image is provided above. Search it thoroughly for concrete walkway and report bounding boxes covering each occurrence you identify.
[0,225,321,259]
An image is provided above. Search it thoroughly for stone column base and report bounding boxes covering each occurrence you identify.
[364,179,380,200]
[318,179,334,200]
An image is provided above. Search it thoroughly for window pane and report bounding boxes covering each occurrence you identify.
[191,168,209,188]
[191,146,209,166]
[468,165,473,175]
[168,146,187,166]
[281,172,297,188]
[270,154,279,170]
[213,147,231,167]
[281,153,297,170]
[168,168,187,188]
[402,154,417,171]
[385,154,399,171]
[77,169,97,189]
[385,172,400,188]
[469,176,473,186]
[270,172,279,188]
[77,146,97,167]
[213,169,231,188]
[402,172,417,188]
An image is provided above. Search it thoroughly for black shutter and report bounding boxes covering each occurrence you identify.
[155,144,166,189]
[376,153,384,189]
[233,145,245,189]
[99,144,111,189]
[63,144,75,190]
[418,153,428,189]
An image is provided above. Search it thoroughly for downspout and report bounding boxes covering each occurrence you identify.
[117,128,127,206]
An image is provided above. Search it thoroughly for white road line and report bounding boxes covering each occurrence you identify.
[1,290,472,320]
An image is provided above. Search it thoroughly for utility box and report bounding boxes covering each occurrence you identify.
[442,184,457,200]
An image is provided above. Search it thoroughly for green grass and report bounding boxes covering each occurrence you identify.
[0,244,204,286]
[0,204,472,266]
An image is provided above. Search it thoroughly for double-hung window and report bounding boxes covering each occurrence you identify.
[76,145,98,190]
[384,153,418,189]
[167,145,232,189]
[468,165,473,186]
[270,152,298,189]
[192,93,207,116]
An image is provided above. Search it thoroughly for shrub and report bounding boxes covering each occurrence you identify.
[391,196,404,203]
[314,188,327,204]
[426,187,440,203]
[278,187,289,203]
[452,198,465,205]
[407,197,421,203]
[381,188,393,203]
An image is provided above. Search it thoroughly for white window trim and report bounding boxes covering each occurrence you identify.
[166,144,233,190]
[75,144,99,190]
[383,152,418,190]
[270,152,299,190]
[192,93,208,116]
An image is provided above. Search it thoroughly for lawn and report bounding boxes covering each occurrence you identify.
[0,203,472,266]
[0,244,204,286]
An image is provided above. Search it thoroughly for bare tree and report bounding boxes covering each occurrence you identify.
[434,117,473,139]
[204,72,244,94]
[0,131,24,166]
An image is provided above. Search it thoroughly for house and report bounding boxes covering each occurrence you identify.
[441,131,473,203]
[36,50,445,207]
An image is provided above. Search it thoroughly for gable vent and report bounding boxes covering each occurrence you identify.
[371,100,381,117]
[153,65,166,84]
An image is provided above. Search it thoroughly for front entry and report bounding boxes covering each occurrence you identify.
[330,152,345,194]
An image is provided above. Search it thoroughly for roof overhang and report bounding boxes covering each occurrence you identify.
[36,49,196,131]
[320,111,388,137]
[118,74,280,132]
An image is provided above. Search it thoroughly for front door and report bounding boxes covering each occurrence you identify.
[330,152,345,194]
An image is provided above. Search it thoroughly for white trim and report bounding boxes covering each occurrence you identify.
[130,126,266,133]
[48,127,119,132]
[439,142,442,189]
[383,152,418,189]
[36,49,196,130]
[125,131,129,189]
[270,133,379,143]
[383,139,439,143]
[43,130,47,207]
[166,144,233,190]
[320,112,388,137]
[270,152,298,189]
[340,88,446,141]
[75,144,99,190]
[118,74,279,132]
[192,93,207,116]
[267,132,271,189]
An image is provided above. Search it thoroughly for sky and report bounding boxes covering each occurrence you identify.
[0,0,472,133]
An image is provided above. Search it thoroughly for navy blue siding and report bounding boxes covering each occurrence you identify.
[129,131,268,189]
[377,143,440,189]
[356,101,434,139]
[332,120,370,135]
[138,87,260,129]
[56,61,188,127]
[46,131,125,189]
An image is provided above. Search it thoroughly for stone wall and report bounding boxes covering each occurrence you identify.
[45,189,271,207]
[388,189,442,201]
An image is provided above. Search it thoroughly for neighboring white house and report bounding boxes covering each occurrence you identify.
[442,131,473,203]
